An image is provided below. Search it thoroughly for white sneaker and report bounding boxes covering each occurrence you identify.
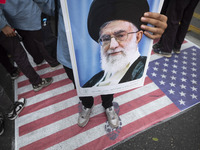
[78,105,93,127]
[7,98,26,120]
[106,106,119,128]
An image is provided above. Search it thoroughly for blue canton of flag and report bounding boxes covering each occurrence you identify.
[147,46,200,110]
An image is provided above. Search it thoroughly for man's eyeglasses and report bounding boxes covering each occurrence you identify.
[98,31,138,46]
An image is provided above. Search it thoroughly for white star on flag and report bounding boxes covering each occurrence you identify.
[151,72,157,77]
[179,91,186,97]
[171,76,176,80]
[191,73,197,78]
[179,99,186,105]
[168,89,175,94]
[190,94,197,99]
[163,63,169,67]
[182,61,187,65]
[191,86,197,91]
[159,80,165,85]
[181,72,187,76]
[181,78,187,82]
[180,84,186,89]
[161,74,167,79]
[170,82,176,87]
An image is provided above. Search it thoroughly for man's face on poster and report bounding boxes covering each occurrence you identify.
[99,20,143,73]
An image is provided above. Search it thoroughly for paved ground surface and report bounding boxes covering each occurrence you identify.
[0,3,200,150]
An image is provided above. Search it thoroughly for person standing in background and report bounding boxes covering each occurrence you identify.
[153,0,199,57]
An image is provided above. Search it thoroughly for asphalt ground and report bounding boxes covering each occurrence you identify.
[0,3,200,150]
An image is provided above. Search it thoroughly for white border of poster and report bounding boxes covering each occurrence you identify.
[60,0,164,96]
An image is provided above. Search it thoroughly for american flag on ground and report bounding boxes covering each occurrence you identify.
[15,40,199,150]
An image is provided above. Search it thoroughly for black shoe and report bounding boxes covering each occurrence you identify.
[153,46,172,58]
[50,61,60,70]
[7,98,26,120]
[36,60,45,66]
[10,67,20,80]
[0,113,4,135]
[153,42,161,50]
[173,48,180,54]
[32,77,53,92]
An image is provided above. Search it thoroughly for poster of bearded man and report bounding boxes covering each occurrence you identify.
[60,0,163,96]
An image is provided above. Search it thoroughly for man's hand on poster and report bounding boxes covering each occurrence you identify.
[140,12,167,39]
[1,25,16,37]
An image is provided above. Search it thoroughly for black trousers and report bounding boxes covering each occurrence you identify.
[16,29,59,67]
[160,0,199,53]
[0,46,17,75]
[64,66,113,109]
[0,32,42,85]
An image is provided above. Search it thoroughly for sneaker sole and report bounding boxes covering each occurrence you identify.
[174,51,180,54]
[51,64,61,70]
[11,75,19,80]
[153,50,172,58]
[78,117,90,127]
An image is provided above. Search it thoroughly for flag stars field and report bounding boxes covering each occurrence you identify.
[147,45,200,111]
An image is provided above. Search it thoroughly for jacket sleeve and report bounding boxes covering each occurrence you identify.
[33,0,55,16]
[0,7,9,31]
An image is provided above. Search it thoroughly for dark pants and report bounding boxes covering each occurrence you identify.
[0,46,17,75]
[64,67,113,109]
[0,85,13,114]
[0,32,41,85]
[160,0,199,53]
[16,29,59,67]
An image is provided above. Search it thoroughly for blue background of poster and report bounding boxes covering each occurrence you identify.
[66,0,160,86]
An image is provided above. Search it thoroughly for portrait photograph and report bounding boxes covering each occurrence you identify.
[60,0,164,96]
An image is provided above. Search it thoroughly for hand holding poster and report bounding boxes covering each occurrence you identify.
[60,0,163,96]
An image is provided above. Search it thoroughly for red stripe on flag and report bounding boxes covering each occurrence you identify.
[77,104,180,150]
[18,78,72,99]
[18,68,66,88]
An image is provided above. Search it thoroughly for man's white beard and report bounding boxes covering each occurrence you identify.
[101,39,138,74]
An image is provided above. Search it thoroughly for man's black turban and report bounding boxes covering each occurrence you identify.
[87,0,149,42]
